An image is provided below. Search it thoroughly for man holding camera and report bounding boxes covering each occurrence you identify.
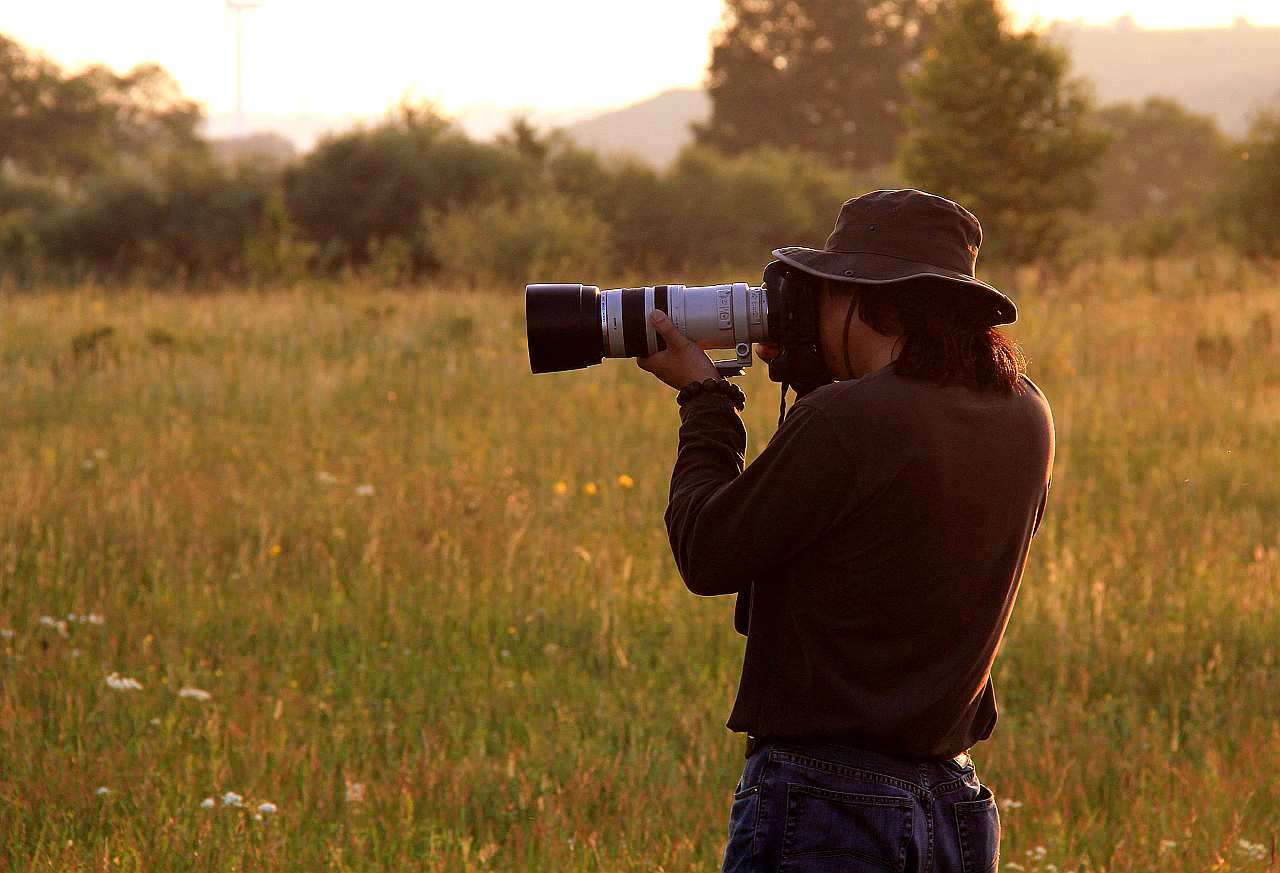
[637,189,1054,873]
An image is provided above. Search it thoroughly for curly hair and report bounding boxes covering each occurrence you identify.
[827,277,1026,394]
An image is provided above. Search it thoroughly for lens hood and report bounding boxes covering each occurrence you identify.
[525,283,604,373]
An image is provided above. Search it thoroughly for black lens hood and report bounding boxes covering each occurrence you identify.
[526,283,604,373]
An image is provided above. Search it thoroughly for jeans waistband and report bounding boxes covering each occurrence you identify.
[744,734,972,782]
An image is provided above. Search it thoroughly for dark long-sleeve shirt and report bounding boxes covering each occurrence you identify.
[665,363,1055,759]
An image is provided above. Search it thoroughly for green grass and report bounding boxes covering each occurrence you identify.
[1,259,1278,871]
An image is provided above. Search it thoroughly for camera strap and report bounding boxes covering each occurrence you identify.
[842,295,857,382]
[777,382,789,429]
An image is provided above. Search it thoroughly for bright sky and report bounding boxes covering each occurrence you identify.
[5,0,1279,121]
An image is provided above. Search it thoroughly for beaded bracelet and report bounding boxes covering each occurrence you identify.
[676,377,746,411]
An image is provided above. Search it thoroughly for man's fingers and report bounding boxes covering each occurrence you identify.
[650,310,689,349]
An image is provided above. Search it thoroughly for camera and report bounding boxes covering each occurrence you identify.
[525,261,834,395]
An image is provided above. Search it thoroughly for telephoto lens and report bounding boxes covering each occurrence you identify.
[525,282,771,376]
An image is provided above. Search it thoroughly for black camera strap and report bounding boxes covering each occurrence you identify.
[841,295,858,383]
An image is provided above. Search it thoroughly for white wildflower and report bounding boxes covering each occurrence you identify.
[1004,864,1025,872]
[1,629,14,639]
[345,781,366,803]
[354,483,375,497]
[200,797,216,809]
[316,470,338,485]
[1237,839,1267,861]
[222,791,243,808]
[82,459,96,470]
[39,616,69,638]
[178,687,212,701]
[257,802,277,815]
[1160,840,1178,852]
[94,786,111,796]
[999,798,1023,811]
[83,613,105,625]
[93,448,108,460]
[105,672,143,691]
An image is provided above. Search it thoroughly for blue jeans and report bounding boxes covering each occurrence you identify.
[721,738,1000,873]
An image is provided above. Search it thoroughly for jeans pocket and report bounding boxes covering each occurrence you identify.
[953,784,1000,873]
[779,784,913,872]
[722,784,761,873]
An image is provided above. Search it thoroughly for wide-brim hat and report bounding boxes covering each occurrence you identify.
[772,188,1017,325]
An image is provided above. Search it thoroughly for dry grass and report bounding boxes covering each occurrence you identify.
[0,257,1278,870]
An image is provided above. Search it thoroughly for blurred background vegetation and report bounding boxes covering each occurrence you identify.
[2,0,1279,290]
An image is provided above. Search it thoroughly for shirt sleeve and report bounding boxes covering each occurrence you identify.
[664,393,852,598]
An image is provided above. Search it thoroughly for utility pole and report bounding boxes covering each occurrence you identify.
[227,0,263,134]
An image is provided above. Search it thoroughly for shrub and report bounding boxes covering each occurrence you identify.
[1215,110,1280,260]
[43,158,271,282]
[284,107,531,272]
[426,193,613,288]
[588,145,889,277]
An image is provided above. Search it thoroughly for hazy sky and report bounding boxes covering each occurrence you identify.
[5,0,1279,121]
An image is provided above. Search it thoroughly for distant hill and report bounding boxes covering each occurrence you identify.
[209,132,297,170]
[564,89,711,166]
[1047,19,1280,135]
[562,20,1280,166]
[204,112,368,153]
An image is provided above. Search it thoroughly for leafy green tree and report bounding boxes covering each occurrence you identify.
[586,145,891,276]
[283,103,528,271]
[1093,97,1231,227]
[696,0,942,170]
[899,0,1109,264]
[44,158,271,281]
[0,33,203,181]
[1216,109,1280,260]
[661,145,870,271]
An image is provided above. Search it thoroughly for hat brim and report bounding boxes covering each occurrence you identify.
[772,246,1017,325]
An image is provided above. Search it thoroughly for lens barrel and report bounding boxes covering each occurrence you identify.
[527,281,770,374]
[525,283,604,373]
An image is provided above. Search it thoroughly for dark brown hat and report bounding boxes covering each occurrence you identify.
[772,188,1016,325]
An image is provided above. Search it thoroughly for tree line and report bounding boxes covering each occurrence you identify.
[1,0,1278,289]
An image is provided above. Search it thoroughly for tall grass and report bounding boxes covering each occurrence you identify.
[1,257,1277,870]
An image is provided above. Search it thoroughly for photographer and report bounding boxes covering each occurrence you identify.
[636,189,1055,873]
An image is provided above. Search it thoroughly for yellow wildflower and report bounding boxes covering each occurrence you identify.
[270,544,282,557]
[553,481,569,496]
[583,481,598,496]
[616,474,635,489]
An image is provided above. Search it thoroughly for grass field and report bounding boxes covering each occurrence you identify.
[1,259,1278,871]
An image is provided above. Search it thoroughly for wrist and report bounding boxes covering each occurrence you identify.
[676,377,746,412]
